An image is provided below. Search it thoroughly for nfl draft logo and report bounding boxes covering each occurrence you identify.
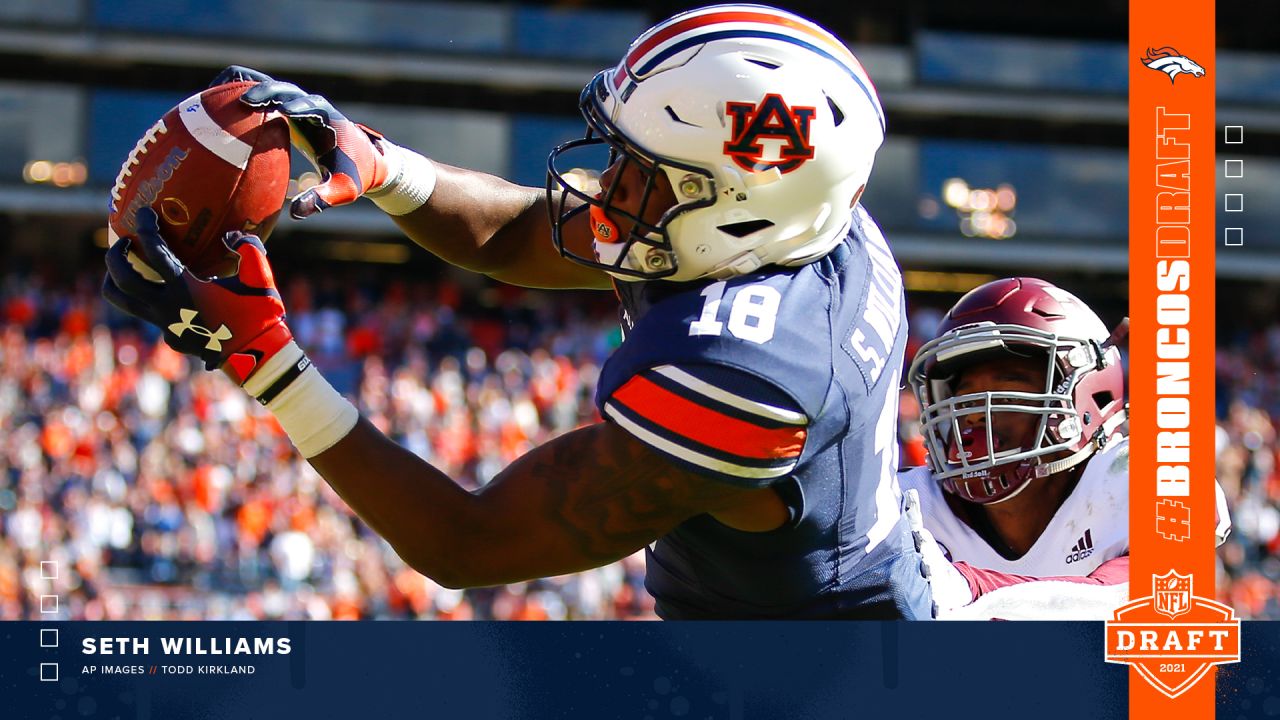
[1105,571,1240,698]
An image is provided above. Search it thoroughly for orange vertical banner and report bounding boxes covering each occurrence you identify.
[1125,0,1223,717]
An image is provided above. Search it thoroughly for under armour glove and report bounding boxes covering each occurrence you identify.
[102,207,294,387]
[239,77,393,218]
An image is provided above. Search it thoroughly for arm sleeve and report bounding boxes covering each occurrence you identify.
[599,363,809,488]
[954,555,1130,596]
[941,556,1130,621]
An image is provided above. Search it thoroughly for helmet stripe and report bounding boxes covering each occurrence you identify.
[624,7,856,71]
[629,28,883,130]
[612,7,883,130]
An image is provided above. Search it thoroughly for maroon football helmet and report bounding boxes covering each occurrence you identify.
[908,278,1127,504]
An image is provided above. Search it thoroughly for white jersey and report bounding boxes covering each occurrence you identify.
[898,437,1130,576]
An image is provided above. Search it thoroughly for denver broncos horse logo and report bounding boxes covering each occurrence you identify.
[723,94,816,174]
[1141,47,1206,83]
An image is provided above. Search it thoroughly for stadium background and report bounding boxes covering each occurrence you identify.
[0,0,1275,620]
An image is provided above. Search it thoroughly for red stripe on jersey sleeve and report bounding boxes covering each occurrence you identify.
[611,375,806,461]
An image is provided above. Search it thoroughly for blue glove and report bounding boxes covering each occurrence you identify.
[241,78,392,219]
[102,207,295,386]
[210,65,276,87]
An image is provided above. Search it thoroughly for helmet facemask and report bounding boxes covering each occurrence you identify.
[912,325,1111,504]
[547,73,716,281]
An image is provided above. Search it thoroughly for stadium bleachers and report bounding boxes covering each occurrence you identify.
[2,269,657,620]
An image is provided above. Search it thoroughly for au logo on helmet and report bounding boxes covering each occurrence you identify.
[723,94,816,174]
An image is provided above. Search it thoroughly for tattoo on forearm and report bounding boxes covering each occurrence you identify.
[534,427,734,564]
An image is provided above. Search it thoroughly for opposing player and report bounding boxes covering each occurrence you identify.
[103,6,937,618]
[900,277,1230,619]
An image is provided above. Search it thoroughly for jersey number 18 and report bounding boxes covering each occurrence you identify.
[688,281,782,344]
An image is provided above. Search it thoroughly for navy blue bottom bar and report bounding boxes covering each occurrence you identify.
[3,621,1275,718]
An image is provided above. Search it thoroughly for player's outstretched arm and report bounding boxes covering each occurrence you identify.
[952,554,1129,595]
[940,556,1130,620]
[227,68,608,290]
[309,417,760,587]
[102,210,752,586]
[390,160,609,290]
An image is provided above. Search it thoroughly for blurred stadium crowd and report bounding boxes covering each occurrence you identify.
[1216,326,1280,618]
[2,267,1277,619]
[1,267,655,620]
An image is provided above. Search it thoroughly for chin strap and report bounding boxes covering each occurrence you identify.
[1033,408,1127,479]
[1033,443,1095,479]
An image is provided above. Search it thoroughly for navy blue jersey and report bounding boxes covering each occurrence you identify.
[596,207,931,619]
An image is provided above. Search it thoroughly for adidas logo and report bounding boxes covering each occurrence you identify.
[1065,529,1095,564]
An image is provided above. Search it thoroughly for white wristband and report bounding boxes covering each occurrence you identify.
[244,341,359,458]
[366,141,437,216]
[266,365,359,458]
[243,341,306,396]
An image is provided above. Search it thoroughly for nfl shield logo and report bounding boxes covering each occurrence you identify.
[1154,570,1193,620]
[1106,569,1242,699]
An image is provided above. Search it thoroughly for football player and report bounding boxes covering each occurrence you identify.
[103,5,938,619]
[900,277,1230,619]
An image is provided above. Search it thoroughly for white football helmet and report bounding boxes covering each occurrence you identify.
[547,3,885,282]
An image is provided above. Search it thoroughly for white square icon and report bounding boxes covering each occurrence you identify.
[1225,194,1243,212]
[40,663,59,682]
[40,629,59,648]
[1225,160,1244,178]
[1225,228,1244,246]
[1224,126,1243,144]
[40,561,57,580]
